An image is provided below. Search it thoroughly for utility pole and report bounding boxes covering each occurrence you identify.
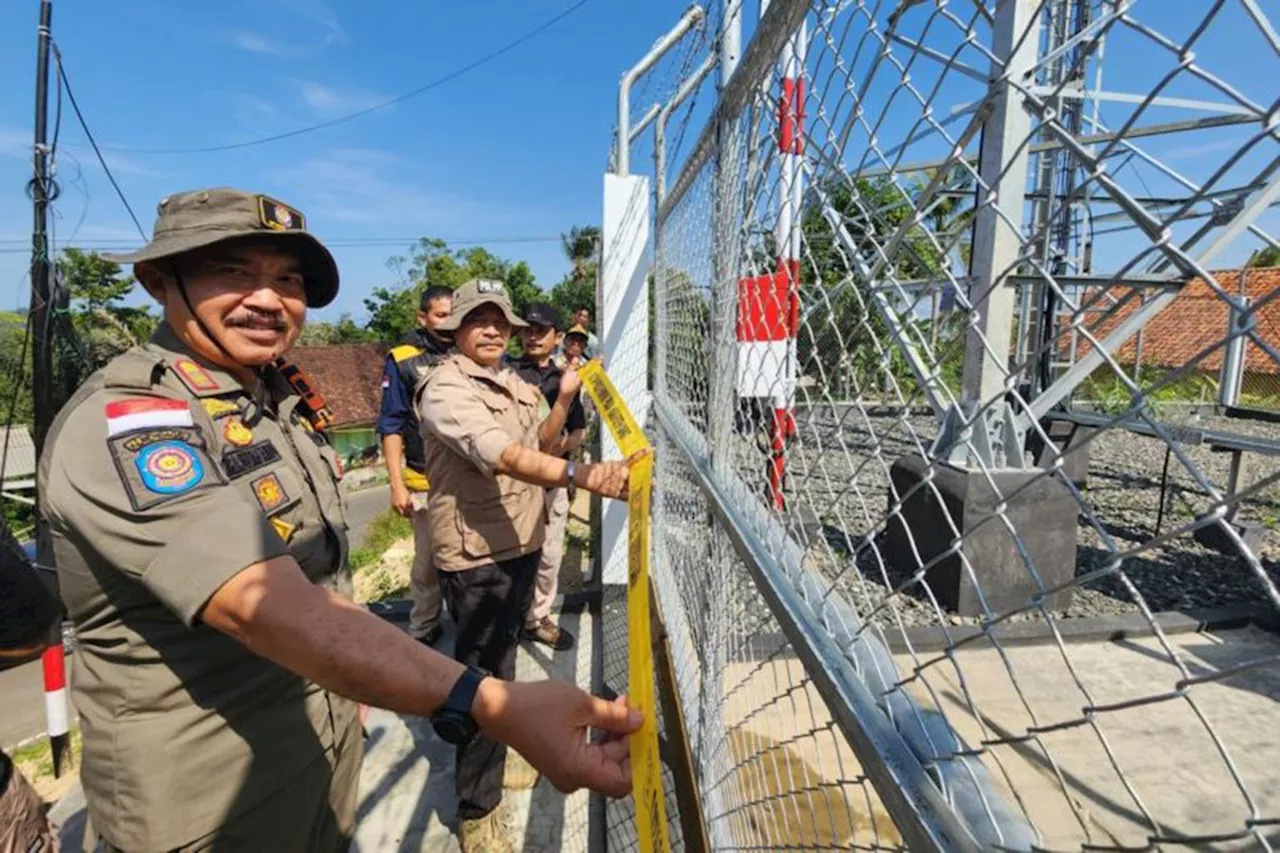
[30,0,52,454]
[29,0,71,779]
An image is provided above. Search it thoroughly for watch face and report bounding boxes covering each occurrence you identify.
[433,712,476,746]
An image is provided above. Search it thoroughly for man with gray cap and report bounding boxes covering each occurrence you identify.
[416,279,639,851]
[39,190,642,852]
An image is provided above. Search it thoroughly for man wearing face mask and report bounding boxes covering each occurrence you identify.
[39,189,642,853]
[416,280,639,851]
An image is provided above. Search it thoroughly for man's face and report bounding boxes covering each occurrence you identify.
[574,309,590,328]
[144,241,307,368]
[418,296,452,335]
[563,336,586,360]
[455,304,511,367]
[519,323,560,360]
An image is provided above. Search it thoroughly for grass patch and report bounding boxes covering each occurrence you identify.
[11,727,83,802]
[350,509,412,572]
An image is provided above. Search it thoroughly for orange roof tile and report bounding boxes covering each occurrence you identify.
[1066,267,1280,376]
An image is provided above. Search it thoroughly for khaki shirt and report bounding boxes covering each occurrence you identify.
[38,324,359,851]
[416,352,547,571]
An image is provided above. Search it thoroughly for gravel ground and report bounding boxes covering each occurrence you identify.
[661,402,1279,632]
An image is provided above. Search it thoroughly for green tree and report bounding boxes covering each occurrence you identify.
[561,225,601,278]
[57,248,157,366]
[1249,245,1280,267]
[0,312,33,428]
[366,240,546,343]
[296,313,374,346]
[798,176,956,399]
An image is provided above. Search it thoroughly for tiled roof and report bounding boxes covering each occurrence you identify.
[0,425,35,484]
[289,344,388,428]
[1069,267,1280,376]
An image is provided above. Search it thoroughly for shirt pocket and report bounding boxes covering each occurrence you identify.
[456,482,528,560]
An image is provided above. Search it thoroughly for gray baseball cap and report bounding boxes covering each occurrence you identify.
[436,278,527,332]
[104,187,340,308]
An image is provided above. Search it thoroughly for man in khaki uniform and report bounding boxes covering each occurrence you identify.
[40,189,642,853]
[417,280,635,852]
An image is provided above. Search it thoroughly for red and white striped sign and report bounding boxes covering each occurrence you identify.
[105,398,193,437]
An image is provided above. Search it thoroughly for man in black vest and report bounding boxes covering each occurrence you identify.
[376,285,453,645]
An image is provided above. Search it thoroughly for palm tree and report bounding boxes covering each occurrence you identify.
[561,226,601,278]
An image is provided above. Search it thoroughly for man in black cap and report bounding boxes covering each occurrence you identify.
[509,302,587,650]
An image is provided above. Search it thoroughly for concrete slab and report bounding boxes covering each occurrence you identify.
[893,626,1280,849]
[352,604,598,853]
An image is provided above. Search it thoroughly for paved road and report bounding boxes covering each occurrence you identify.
[2,484,392,749]
[345,484,390,550]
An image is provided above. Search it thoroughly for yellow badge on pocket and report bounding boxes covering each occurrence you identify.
[202,398,240,419]
[223,418,253,447]
[270,517,296,543]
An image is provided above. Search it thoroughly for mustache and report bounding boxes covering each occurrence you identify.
[225,311,288,331]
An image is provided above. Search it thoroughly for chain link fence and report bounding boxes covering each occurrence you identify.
[640,0,1280,849]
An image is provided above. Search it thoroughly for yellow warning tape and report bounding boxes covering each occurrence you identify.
[578,360,670,853]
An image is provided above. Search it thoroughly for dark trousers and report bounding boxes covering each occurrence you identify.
[440,550,539,821]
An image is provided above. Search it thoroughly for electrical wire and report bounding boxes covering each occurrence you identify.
[92,0,589,156]
[53,45,147,240]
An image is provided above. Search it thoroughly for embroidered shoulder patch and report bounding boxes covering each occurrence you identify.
[135,441,204,495]
[222,441,282,479]
[107,426,224,512]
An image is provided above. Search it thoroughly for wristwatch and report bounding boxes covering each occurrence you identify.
[565,459,577,487]
[431,665,487,745]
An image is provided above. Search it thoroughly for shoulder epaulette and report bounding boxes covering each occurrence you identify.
[391,345,423,363]
[103,347,165,391]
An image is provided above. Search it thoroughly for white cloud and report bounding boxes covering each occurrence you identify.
[297,81,388,118]
[273,0,346,45]
[270,148,480,227]
[0,126,30,159]
[228,30,298,56]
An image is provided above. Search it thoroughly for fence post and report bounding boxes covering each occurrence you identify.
[1218,296,1249,408]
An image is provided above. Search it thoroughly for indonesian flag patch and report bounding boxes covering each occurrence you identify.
[105,398,194,437]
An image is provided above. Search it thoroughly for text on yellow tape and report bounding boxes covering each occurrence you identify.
[577,360,669,853]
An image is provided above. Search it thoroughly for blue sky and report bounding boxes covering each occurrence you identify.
[0,1,1273,325]
[0,0,717,320]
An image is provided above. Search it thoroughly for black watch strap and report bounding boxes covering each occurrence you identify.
[431,665,486,745]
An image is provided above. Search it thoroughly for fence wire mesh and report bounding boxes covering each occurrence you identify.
[644,0,1280,849]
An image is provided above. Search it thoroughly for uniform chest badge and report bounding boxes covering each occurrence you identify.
[223,418,254,447]
[202,398,240,419]
[252,472,288,512]
[135,441,205,495]
[271,517,297,543]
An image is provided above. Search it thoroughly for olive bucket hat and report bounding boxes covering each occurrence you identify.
[436,278,527,332]
[103,188,340,308]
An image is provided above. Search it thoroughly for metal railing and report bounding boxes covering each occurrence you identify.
[622,0,1280,849]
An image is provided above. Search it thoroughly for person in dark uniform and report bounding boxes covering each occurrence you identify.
[376,284,453,645]
[508,302,586,650]
[39,188,642,853]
